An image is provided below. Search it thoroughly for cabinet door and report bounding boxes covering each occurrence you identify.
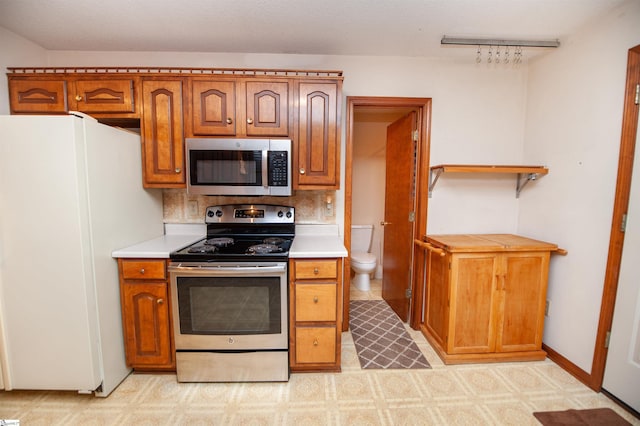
[295,81,340,189]
[496,252,550,352]
[73,79,136,113]
[190,80,236,136]
[141,79,185,187]
[425,251,450,349]
[122,282,173,367]
[9,79,68,113]
[244,81,289,136]
[448,253,500,354]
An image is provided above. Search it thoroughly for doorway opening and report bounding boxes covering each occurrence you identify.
[343,97,432,332]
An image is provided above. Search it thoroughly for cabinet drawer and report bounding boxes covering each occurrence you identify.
[121,259,166,280]
[295,284,336,321]
[294,259,337,280]
[295,327,336,364]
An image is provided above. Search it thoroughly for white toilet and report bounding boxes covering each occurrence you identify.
[351,224,377,291]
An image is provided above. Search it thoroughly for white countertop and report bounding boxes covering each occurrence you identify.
[289,224,348,258]
[111,223,347,259]
[111,223,205,259]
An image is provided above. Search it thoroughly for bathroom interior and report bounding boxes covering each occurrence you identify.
[350,106,413,301]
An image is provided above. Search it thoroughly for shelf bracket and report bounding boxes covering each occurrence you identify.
[428,168,443,198]
[516,173,539,198]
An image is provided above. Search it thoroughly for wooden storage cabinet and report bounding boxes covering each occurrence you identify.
[141,78,186,188]
[294,80,342,189]
[118,258,175,370]
[289,258,343,372]
[188,79,290,137]
[423,234,557,364]
[9,77,138,116]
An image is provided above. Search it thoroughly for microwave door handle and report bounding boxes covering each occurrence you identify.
[262,149,269,189]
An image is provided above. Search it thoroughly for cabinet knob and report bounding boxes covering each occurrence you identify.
[313,339,319,346]
[313,267,319,274]
[157,298,164,305]
[313,296,319,303]
[247,118,253,124]
[75,95,83,102]
[226,118,233,124]
[139,268,145,274]
[175,168,181,173]
[299,168,306,175]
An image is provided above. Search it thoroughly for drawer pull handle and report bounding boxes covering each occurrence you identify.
[313,268,319,274]
[140,268,145,274]
[75,95,83,101]
[313,339,319,346]
[313,296,319,303]
[226,117,233,124]
[299,168,306,175]
[175,168,181,173]
[157,298,164,305]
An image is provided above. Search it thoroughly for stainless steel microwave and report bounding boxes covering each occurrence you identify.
[186,138,291,196]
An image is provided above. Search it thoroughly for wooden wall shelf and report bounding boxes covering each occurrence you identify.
[428,164,549,198]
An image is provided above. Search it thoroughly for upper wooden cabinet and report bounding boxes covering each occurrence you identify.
[188,79,290,137]
[141,78,185,188]
[295,80,342,189]
[9,76,139,117]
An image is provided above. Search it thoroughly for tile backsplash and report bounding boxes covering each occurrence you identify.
[163,189,336,224]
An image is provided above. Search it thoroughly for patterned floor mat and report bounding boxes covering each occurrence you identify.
[349,300,431,369]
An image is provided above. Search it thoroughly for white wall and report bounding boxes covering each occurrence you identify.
[353,121,387,278]
[0,26,48,114]
[520,0,640,372]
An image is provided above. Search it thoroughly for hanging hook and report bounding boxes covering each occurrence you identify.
[488,45,493,63]
[476,45,481,63]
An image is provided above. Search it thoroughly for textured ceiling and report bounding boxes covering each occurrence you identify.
[0,0,627,57]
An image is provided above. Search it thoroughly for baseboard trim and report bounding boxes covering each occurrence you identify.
[542,343,595,390]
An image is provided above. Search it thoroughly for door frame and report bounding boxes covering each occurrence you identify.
[343,96,432,331]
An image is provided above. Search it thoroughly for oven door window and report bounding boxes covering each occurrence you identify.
[176,276,281,335]
[190,150,263,187]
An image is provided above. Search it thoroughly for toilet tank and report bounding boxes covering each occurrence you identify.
[351,224,373,253]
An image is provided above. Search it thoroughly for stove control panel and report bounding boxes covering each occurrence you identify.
[205,204,295,224]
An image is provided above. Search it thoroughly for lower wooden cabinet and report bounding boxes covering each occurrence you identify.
[423,234,558,364]
[289,258,343,372]
[118,258,175,370]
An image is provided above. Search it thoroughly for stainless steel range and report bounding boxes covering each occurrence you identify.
[169,204,294,382]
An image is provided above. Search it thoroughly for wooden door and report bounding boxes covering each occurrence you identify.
[382,112,416,320]
[190,80,236,136]
[122,282,173,367]
[448,253,500,354]
[245,81,289,136]
[141,79,185,187]
[496,252,549,352]
[296,81,339,188]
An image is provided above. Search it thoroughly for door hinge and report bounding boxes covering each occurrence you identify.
[621,213,627,232]
[635,83,640,105]
[413,130,419,141]
[604,331,611,348]
[408,211,415,222]
[405,288,412,299]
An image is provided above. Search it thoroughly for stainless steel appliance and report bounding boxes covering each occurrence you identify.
[186,138,291,196]
[169,204,294,382]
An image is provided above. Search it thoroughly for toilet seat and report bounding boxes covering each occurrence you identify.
[351,251,376,265]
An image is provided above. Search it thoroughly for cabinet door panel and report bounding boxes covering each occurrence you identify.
[449,254,499,354]
[74,79,135,113]
[9,80,68,113]
[295,326,337,364]
[245,81,289,136]
[295,284,337,321]
[141,79,185,186]
[122,282,172,366]
[425,251,449,348]
[498,252,549,352]
[296,82,339,188]
[191,80,236,136]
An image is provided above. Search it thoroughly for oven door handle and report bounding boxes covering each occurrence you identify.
[169,264,287,275]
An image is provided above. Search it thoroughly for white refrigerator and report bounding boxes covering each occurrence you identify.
[0,113,164,396]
